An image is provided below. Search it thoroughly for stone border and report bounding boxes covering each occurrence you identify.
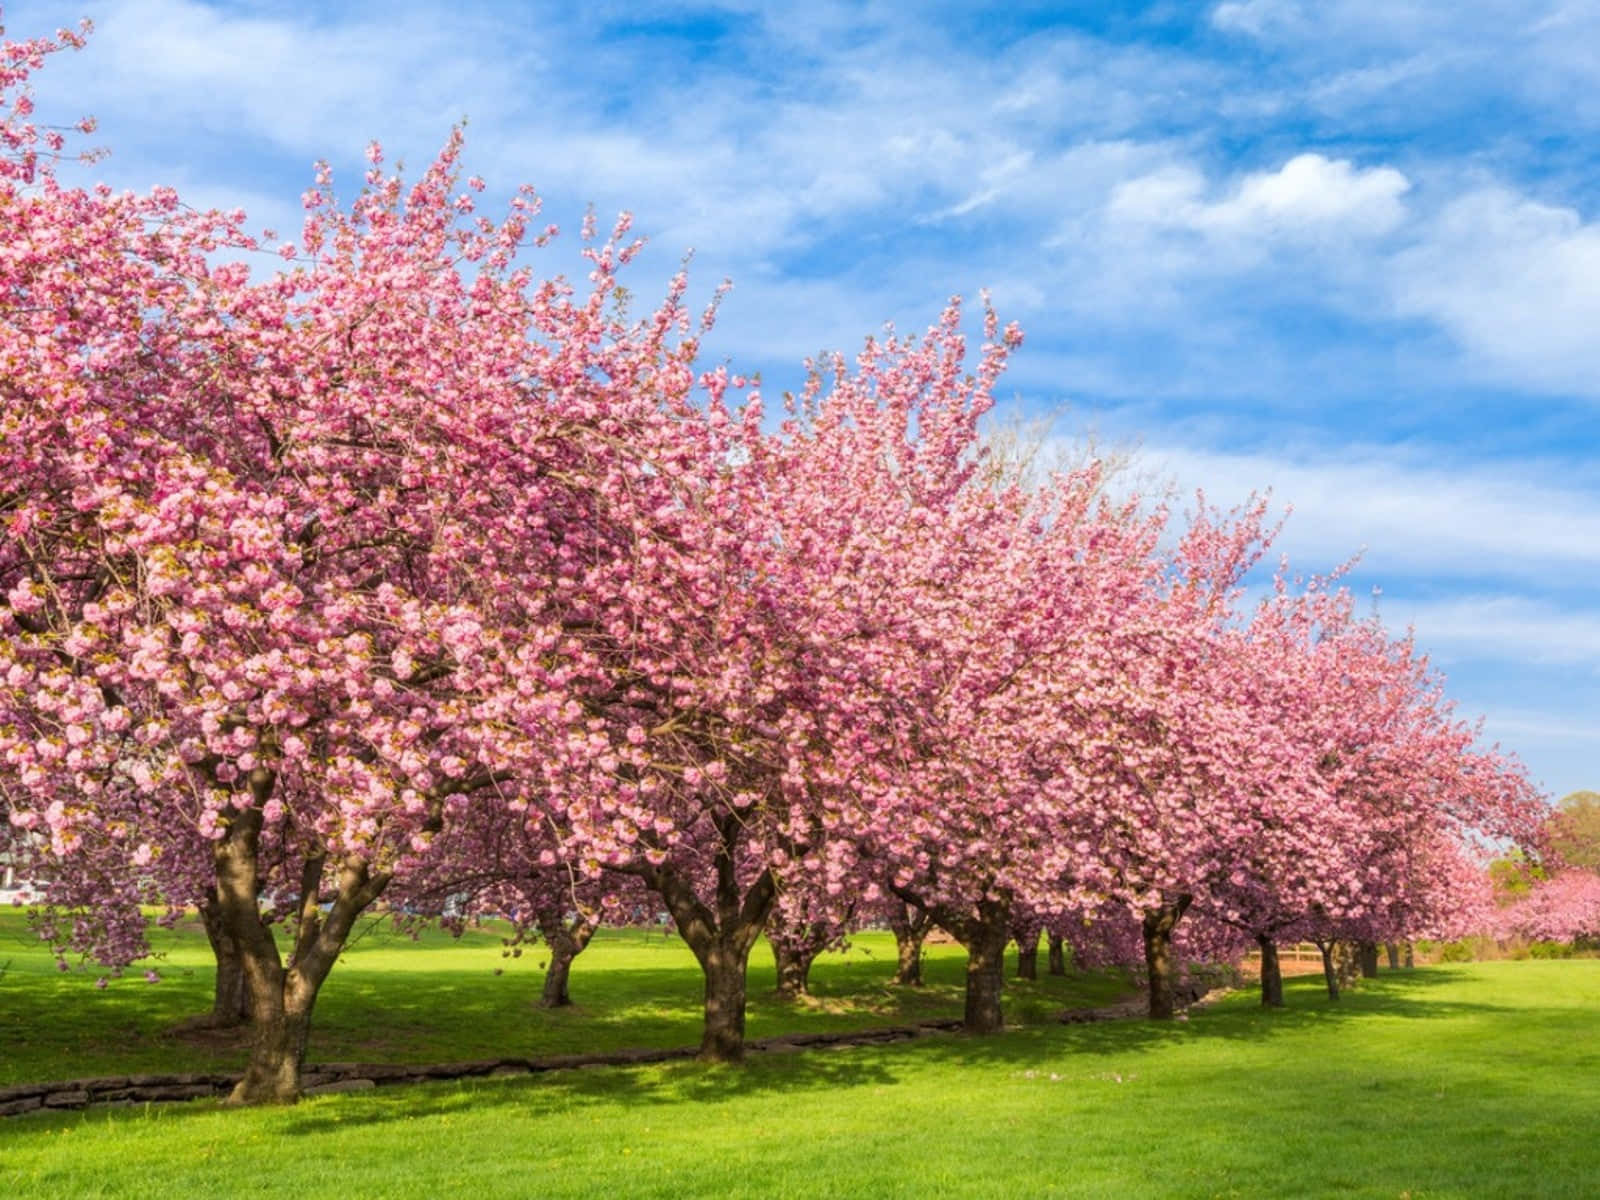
[0,1018,965,1117]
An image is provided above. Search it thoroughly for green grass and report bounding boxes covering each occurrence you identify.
[3,913,1598,1199]
[0,909,1126,1082]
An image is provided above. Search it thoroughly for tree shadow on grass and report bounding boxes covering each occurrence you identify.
[281,966,1516,1130]
[247,959,1594,1137]
[12,960,1591,1142]
[1,957,1561,1136]
[308,952,1126,1061]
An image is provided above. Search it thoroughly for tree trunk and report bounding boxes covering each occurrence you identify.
[888,900,932,987]
[963,915,1008,1034]
[894,930,924,986]
[699,938,753,1061]
[896,890,1010,1033]
[1015,931,1040,980]
[213,771,389,1105]
[1385,941,1401,970]
[1257,934,1284,1008]
[1315,940,1340,1001]
[635,821,776,1064]
[948,896,1011,1034]
[1403,941,1415,969]
[1359,940,1380,978]
[1047,934,1066,976]
[772,940,813,998]
[233,972,317,1104]
[1143,896,1192,1019]
[536,912,595,1009]
[1335,941,1361,990]
[540,945,575,1008]
[198,891,251,1028]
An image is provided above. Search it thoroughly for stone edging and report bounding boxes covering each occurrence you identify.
[0,1018,965,1118]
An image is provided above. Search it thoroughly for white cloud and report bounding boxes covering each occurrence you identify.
[1484,710,1600,744]
[1221,155,1410,234]
[1210,0,1304,38]
[1110,153,1410,241]
[1306,51,1456,109]
[1391,186,1600,397]
[27,0,531,157]
[1140,442,1600,578]
[922,151,1035,223]
[1399,597,1600,668]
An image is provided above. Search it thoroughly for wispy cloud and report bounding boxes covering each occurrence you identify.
[1399,597,1600,668]
[1140,442,1600,580]
[1392,185,1600,397]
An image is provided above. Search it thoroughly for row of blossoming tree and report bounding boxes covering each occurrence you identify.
[0,21,1549,1105]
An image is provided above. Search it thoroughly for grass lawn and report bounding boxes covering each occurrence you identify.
[2,912,1597,1198]
[0,910,1126,1082]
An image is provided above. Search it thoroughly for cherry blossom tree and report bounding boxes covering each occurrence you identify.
[0,22,739,1097]
[1498,871,1600,946]
[1190,574,1543,1006]
[537,297,1042,1053]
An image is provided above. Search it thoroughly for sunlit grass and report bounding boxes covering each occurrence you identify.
[0,909,1126,1082]
[3,954,1597,1198]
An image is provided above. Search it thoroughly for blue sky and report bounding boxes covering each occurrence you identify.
[8,0,1597,800]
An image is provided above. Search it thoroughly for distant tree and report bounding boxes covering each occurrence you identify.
[1548,792,1600,874]
[1498,870,1600,946]
[1488,850,1545,904]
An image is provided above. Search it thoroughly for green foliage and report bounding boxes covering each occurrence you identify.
[1489,850,1546,902]
[3,961,1599,1198]
[1525,940,1576,960]
[1550,791,1600,873]
[1417,936,1502,963]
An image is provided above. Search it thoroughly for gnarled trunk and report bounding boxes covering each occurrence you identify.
[1142,895,1193,1019]
[894,932,924,986]
[894,889,1010,1033]
[962,915,1008,1033]
[214,771,390,1105]
[540,947,575,1008]
[936,896,1011,1033]
[888,900,933,987]
[1257,933,1284,1008]
[636,815,776,1064]
[1358,940,1380,978]
[1047,933,1066,976]
[698,938,752,1060]
[1385,942,1400,970]
[1403,941,1415,969]
[1335,941,1361,991]
[234,970,317,1104]
[772,940,816,998]
[223,864,386,1104]
[1015,930,1040,980]
[198,890,251,1029]
[536,911,596,1009]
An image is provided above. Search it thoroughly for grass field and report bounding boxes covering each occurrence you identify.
[0,910,1128,1083]
[2,911,1597,1198]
